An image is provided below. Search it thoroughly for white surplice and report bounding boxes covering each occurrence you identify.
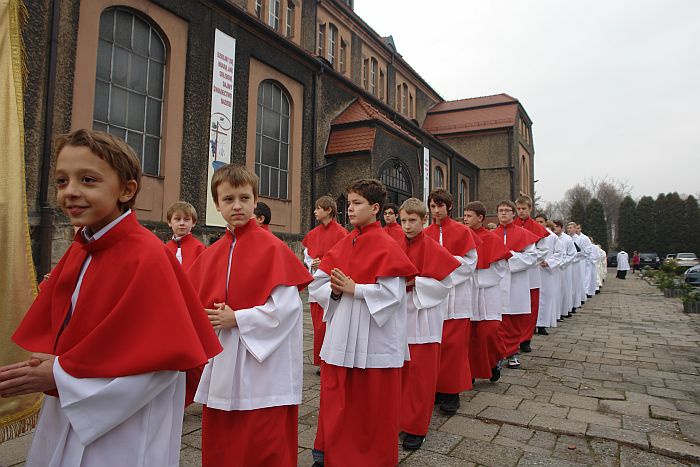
[195,285,303,410]
[528,237,549,290]
[474,260,508,322]
[597,246,607,287]
[571,234,586,307]
[617,251,630,271]
[406,275,452,344]
[504,243,537,315]
[536,230,564,328]
[444,250,478,320]
[557,232,577,318]
[309,272,408,368]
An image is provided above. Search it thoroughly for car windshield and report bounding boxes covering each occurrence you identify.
[677,254,697,259]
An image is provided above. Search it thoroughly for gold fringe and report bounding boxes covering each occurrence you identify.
[0,396,42,444]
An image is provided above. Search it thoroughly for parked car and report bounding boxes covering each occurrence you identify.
[663,253,676,264]
[607,251,618,267]
[685,265,700,286]
[638,252,661,269]
[675,253,699,268]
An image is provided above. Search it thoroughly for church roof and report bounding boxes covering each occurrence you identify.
[423,93,521,135]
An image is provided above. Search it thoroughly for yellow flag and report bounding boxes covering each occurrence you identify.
[0,0,43,443]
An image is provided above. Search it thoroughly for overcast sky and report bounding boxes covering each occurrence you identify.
[354,0,700,203]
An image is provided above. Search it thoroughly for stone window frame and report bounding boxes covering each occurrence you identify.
[339,40,346,74]
[317,23,325,56]
[268,0,280,30]
[328,24,338,66]
[255,80,291,200]
[458,174,470,216]
[71,0,187,222]
[285,1,295,37]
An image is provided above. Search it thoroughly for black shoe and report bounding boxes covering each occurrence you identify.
[315,368,321,376]
[520,341,532,353]
[440,393,460,415]
[587,294,593,299]
[403,433,425,450]
[311,448,324,466]
[489,365,501,382]
[563,314,572,319]
[312,463,323,467]
[595,290,601,294]
[434,392,445,405]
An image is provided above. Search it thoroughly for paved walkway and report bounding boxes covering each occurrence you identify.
[2,271,699,466]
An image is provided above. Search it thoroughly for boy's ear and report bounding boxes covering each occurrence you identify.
[371,203,380,216]
[120,180,138,204]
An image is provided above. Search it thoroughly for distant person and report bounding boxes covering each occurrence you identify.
[486,222,497,231]
[383,202,404,242]
[616,250,630,279]
[254,201,271,231]
[632,251,640,273]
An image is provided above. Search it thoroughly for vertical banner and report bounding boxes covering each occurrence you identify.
[0,0,43,442]
[422,147,430,204]
[206,29,236,227]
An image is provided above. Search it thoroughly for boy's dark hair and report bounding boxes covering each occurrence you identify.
[254,202,271,225]
[316,195,337,218]
[167,201,198,223]
[497,200,517,212]
[383,203,399,215]
[56,129,142,211]
[515,195,533,207]
[553,220,564,228]
[211,163,258,203]
[535,212,548,221]
[346,179,386,213]
[428,189,452,212]
[465,201,486,220]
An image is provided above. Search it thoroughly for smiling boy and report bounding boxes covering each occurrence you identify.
[166,201,206,269]
[309,179,417,467]
[186,163,312,466]
[0,129,221,466]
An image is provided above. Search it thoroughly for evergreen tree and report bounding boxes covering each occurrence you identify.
[570,199,586,226]
[585,198,608,251]
[665,192,687,254]
[685,196,700,255]
[635,196,656,252]
[616,196,636,252]
[655,193,668,255]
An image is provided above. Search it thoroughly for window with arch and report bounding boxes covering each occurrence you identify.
[255,80,290,199]
[94,7,165,176]
[434,166,444,189]
[379,159,412,206]
[520,155,529,195]
[458,177,469,216]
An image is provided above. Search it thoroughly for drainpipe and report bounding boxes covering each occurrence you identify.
[507,127,515,200]
[38,0,61,277]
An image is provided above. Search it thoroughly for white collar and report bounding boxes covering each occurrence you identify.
[82,209,132,243]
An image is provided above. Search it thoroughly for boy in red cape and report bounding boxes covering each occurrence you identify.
[165,201,206,269]
[186,164,312,467]
[0,129,221,466]
[463,201,512,382]
[303,195,348,370]
[309,179,417,467]
[514,195,549,354]
[382,202,404,242]
[495,200,539,369]
[398,198,460,451]
[424,189,480,415]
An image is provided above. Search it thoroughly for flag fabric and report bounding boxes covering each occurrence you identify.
[0,0,42,443]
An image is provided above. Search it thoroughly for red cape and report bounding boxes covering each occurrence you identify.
[319,221,417,284]
[187,219,312,311]
[424,217,481,256]
[383,222,405,243]
[166,233,206,270]
[515,216,549,241]
[302,219,348,260]
[471,226,513,269]
[400,231,461,281]
[13,213,222,378]
[494,222,540,252]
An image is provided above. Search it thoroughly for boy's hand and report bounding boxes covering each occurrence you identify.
[540,260,549,268]
[311,258,321,269]
[330,268,355,295]
[0,354,56,397]
[207,303,237,330]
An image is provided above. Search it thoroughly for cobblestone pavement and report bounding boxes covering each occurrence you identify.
[2,271,699,466]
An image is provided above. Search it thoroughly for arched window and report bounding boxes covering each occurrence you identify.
[255,80,290,199]
[458,178,469,215]
[379,159,412,206]
[520,155,528,195]
[434,166,444,189]
[94,7,165,176]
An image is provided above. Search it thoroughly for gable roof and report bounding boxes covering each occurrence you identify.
[422,93,522,136]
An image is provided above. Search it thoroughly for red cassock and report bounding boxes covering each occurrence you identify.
[470,226,512,379]
[516,217,549,341]
[186,219,312,467]
[165,233,206,270]
[424,218,481,393]
[12,212,222,385]
[314,221,417,467]
[494,222,539,357]
[302,220,348,366]
[383,221,405,242]
[399,232,460,436]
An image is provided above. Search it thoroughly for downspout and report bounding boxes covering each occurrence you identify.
[507,127,515,200]
[309,0,319,231]
[38,0,61,277]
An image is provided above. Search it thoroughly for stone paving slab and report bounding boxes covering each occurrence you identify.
[1,272,699,466]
